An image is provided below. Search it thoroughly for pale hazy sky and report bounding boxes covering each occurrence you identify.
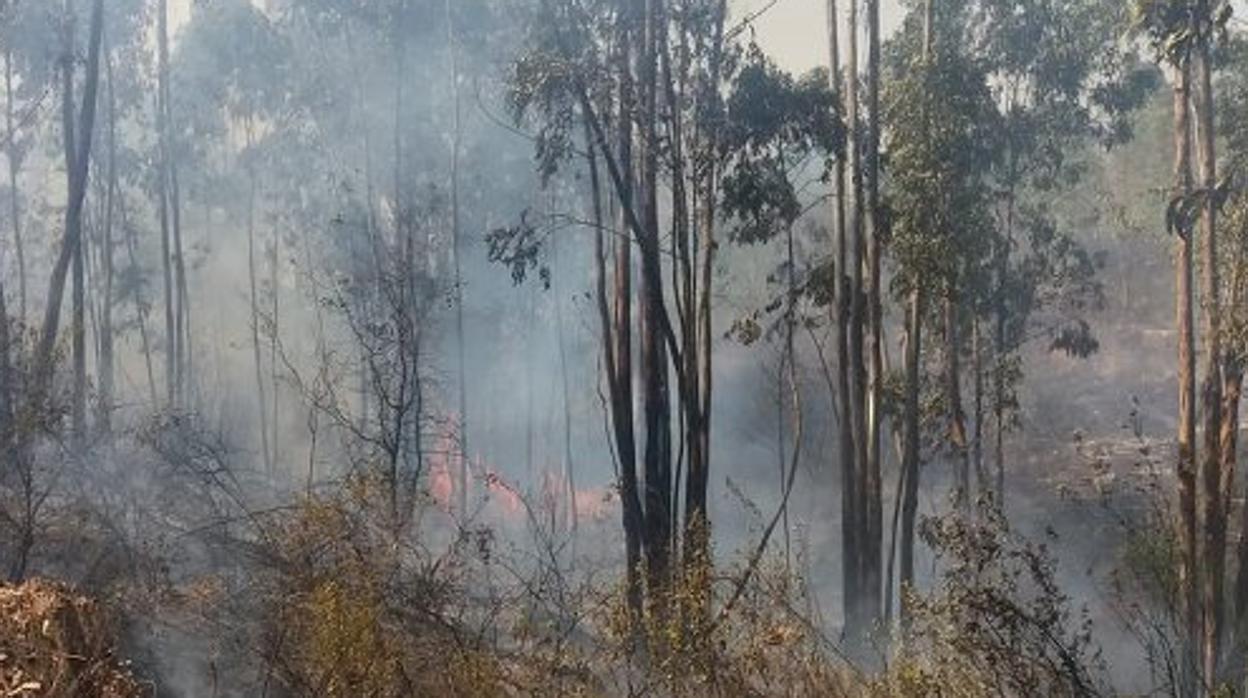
[749,0,906,72]
[170,0,900,73]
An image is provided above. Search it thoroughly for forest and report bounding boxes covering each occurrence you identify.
[0,0,1246,695]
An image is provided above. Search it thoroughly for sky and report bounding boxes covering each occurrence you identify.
[167,0,903,73]
[748,0,906,72]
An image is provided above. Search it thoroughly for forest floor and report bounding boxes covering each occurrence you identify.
[0,579,147,697]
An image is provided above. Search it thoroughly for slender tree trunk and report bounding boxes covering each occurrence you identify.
[1220,360,1241,616]
[61,1,87,450]
[901,0,928,594]
[156,0,188,406]
[844,0,871,637]
[156,0,176,409]
[554,231,577,535]
[826,0,859,637]
[171,155,188,404]
[994,183,1013,504]
[97,41,116,439]
[270,225,280,470]
[684,0,726,615]
[946,289,969,511]
[121,187,157,406]
[1172,57,1201,696]
[827,0,856,609]
[445,0,470,517]
[862,0,883,627]
[0,277,11,473]
[26,0,102,468]
[1194,23,1224,682]
[900,286,923,623]
[5,51,25,325]
[245,125,273,474]
[973,317,986,497]
[639,0,672,601]
[592,9,645,618]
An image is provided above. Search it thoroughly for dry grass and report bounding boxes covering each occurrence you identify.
[0,579,147,697]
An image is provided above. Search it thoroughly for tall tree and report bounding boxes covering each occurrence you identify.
[1192,0,1225,679]
[4,47,24,325]
[825,0,859,639]
[156,0,177,408]
[18,0,103,578]
[863,0,884,632]
[62,0,87,449]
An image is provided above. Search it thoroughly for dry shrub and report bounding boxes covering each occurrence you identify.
[0,579,147,697]
[878,503,1107,698]
[254,472,518,697]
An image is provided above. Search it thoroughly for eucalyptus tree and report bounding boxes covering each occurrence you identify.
[171,0,295,473]
[503,0,838,637]
[884,0,999,621]
[1135,0,1234,685]
[9,0,104,581]
[156,0,190,409]
[505,0,721,618]
[87,0,149,436]
[1226,33,1248,648]
[970,0,1156,505]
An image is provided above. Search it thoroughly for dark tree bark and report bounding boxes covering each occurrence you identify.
[61,1,87,450]
[863,0,884,627]
[638,0,672,601]
[845,0,871,637]
[825,0,859,635]
[13,0,104,583]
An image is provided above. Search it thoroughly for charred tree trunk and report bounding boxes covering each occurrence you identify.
[825,0,859,634]
[638,0,672,602]
[682,0,725,616]
[862,0,883,627]
[588,10,646,618]
[26,0,102,480]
